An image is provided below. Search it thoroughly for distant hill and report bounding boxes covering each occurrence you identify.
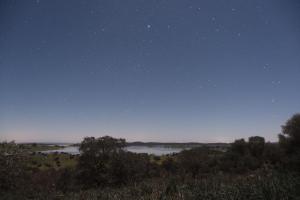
[127,142,229,149]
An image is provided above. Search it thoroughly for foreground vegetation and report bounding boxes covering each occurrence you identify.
[1,114,300,199]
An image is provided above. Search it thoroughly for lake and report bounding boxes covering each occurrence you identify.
[42,145,186,156]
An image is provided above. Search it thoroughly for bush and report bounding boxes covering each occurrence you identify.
[77,136,152,187]
[0,142,29,193]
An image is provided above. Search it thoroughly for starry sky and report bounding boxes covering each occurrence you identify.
[1,0,300,143]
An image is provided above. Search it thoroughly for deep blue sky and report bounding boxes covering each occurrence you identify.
[1,0,300,143]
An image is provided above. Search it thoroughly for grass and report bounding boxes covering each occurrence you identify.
[149,154,173,165]
[28,152,169,170]
[21,143,65,152]
[35,172,299,200]
[29,153,78,170]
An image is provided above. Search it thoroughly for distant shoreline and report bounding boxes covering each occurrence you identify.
[19,141,230,148]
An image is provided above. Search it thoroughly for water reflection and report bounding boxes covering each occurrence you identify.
[42,145,186,156]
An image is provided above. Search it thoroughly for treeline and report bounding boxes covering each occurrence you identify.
[126,142,229,149]
[1,114,300,199]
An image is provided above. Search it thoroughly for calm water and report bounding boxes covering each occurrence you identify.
[42,146,185,156]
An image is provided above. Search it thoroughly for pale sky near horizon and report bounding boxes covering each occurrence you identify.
[1,0,300,143]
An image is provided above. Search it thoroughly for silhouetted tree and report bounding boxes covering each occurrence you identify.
[279,114,300,170]
[77,136,152,187]
[263,142,283,166]
[77,136,126,187]
[248,136,265,157]
[225,138,263,172]
[107,152,152,185]
[279,113,300,153]
[177,147,213,177]
[230,139,247,155]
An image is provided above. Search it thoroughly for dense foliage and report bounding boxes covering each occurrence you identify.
[1,114,300,199]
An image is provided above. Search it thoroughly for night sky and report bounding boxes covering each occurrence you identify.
[1,0,300,143]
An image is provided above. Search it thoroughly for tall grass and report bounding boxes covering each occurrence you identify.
[56,171,300,200]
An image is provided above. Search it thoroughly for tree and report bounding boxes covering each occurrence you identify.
[177,147,213,177]
[77,136,128,187]
[0,141,28,194]
[248,136,265,157]
[79,136,125,156]
[278,114,300,170]
[263,142,283,165]
[230,139,247,155]
[107,152,152,185]
[279,113,300,153]
[226,138,265,172]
